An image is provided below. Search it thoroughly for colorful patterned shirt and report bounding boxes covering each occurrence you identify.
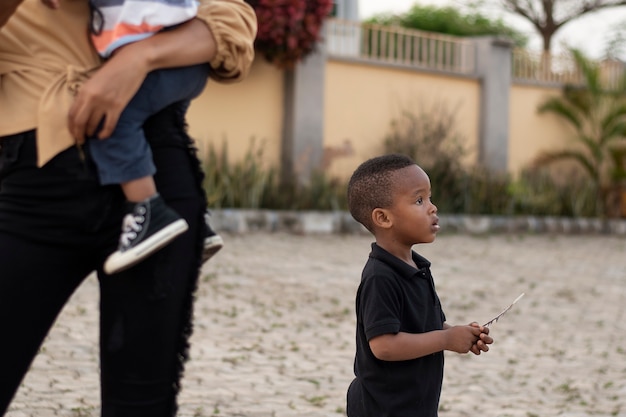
[90,0,198,57]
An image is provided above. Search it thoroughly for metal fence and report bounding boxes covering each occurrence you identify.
[512,49,583,85]
[326,18,626,88]
[512,48,626,88]
[325,18,476,75]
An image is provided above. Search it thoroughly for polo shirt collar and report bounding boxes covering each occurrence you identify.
[369,242,431,278]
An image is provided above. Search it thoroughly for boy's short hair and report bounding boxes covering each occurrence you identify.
[347,154,416,232]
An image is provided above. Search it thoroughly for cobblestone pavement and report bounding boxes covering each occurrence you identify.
[6,233,626,417]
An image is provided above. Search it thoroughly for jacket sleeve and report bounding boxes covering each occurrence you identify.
[196,0,257,83]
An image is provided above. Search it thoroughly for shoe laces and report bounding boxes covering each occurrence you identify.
[119,207,146,249]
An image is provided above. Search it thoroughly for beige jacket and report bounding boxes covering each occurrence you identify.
[0,0,257,166]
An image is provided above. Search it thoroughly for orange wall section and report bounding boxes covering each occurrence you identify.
[186,57,582,182]
[508,84,575,176]
[187,59,284,170]
[323,60,481,179]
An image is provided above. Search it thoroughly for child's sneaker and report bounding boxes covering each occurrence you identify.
[202,210,223,264]
[104,194,189,274]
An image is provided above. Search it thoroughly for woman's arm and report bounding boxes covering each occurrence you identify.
[0,0,24,28]
[132,17,220,73]
[68,0,257,140]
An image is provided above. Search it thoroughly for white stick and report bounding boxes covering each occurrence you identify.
[483,293,525,327]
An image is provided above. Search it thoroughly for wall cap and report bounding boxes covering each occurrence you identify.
[209,209,626,236]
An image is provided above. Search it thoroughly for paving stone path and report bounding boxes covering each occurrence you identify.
[6,233,626,417]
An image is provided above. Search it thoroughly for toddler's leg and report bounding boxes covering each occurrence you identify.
[138,64,217,265]
[122,175,157,202]
[94,67,209,274]
[201,209,224,263]
[103,180,189,274]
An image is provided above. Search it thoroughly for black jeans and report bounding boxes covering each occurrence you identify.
[0,103,206,417]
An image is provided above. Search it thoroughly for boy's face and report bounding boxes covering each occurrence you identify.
[386,164,439,245]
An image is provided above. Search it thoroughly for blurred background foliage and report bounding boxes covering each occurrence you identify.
[244,0,333,68]
[202,138,347,211]
[201,111,603,218]
[365,4,528,48]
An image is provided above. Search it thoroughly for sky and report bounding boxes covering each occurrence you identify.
[357,0,626,60]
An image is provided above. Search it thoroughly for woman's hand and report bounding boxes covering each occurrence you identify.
[68,47,150,141]
[68,18,217,141]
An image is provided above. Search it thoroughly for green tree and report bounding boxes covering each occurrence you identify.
[536,49,626,217]
[367,4,528,47]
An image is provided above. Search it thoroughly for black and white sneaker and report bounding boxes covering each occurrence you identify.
[202,210,223,264]
[104,194,189,274]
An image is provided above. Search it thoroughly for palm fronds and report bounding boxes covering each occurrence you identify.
[535,48,626,217]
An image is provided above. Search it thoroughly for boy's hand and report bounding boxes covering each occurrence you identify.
[444,325,482,354]
[40,0,60,9]
[469,322,493,355]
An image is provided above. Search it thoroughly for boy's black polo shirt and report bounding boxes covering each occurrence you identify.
[347,243,446,417]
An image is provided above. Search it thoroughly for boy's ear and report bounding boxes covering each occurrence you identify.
[371,208,392,229]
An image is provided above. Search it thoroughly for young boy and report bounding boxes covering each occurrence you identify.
[41,0,223,273]
[345,154,493,417]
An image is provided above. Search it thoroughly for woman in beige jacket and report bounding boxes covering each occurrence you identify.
[0,0,256,415]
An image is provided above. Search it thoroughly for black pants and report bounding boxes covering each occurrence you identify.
[0,103,206,417]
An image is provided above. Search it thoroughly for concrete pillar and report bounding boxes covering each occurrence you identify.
[280,0,357,185]
[281,42,326,185]
[333,0,358,20]
[474,36,513,173]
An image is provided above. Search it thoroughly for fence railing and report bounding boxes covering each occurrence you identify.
[512,49,583,85]
[326,19,626,88]
[325,18,476,75]
[513,48,626,88]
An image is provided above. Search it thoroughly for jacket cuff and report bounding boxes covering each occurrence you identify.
[197,0,257,83]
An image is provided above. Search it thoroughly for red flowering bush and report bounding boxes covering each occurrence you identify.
[245,0,333,69]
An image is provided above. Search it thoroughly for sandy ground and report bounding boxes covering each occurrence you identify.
[5,233,626,417]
